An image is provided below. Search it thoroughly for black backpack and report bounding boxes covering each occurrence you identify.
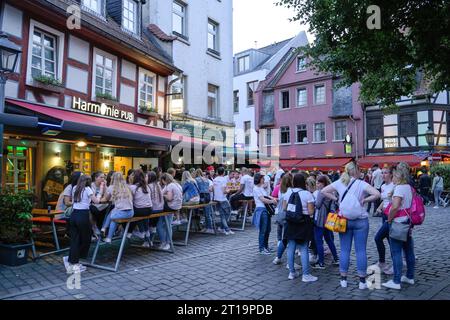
[285,190,307,224]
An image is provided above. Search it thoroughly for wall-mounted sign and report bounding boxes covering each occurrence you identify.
[344,143,352,154]
[72,97,134,122]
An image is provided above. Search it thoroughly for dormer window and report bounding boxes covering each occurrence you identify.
[123,0,138,34]
[238,55,250,73]
[82,0,103,16]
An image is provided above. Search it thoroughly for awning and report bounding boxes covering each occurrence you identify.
[6,99,205,146]
[297,158,352,171]
[358,155,426,169]
[279,159,303,170]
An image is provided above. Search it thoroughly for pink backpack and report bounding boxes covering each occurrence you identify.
[409,186,426,226]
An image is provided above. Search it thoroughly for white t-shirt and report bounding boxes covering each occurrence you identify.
[213,176,228,202]
[129,185,152,209]
[56,185,73,210]
[393,184,412,210]
[263,175,271,194]
[381,182,395,209]
[253,185,268,208]
[208,179,214,199]
[274,169,284,187]
[283,188,314,215]
[72,186,94,210]
[372,168,383,189]
[331,178,371,218]
[240,175,254,197]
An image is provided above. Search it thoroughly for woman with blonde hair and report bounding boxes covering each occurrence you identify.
[161,173,183,225]
[321,161,380,289]
[101,172,134,243]
[181,170,200,205]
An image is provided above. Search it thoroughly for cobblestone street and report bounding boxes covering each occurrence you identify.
[1,206,449,300]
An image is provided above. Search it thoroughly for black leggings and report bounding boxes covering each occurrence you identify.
[129,207,152,233]
[68,209,91,264]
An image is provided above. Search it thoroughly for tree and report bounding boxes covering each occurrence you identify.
[276,0,450,109]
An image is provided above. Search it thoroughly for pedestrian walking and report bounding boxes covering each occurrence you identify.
[432,171,444,208]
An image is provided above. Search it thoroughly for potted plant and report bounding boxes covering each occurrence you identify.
[32,74,64,93]
[0,191,34,266]
[138,104,160,119]
[95,92,118,105]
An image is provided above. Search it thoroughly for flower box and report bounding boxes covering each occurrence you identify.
[32,79,64,94]
[96,96,118,105]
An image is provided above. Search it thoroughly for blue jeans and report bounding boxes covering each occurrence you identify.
[374,215,390,263]
[102,208,134,239]
[256,207,271,251]
[287,240,309,275]
[390,233,415,284]
[434,188,443,206]
[203,204,214,229]
[276,223,287,259]
[216,200,231,232]
[339,218,369,277]
[155,210,173,243]
[314,226,338,264]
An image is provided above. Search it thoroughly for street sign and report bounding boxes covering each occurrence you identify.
[345,143,352,154]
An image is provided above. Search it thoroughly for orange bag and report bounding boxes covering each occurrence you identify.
[324,212,347,233]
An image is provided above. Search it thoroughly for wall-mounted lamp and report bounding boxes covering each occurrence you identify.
[76,141,87,147]
[55,151,61,158]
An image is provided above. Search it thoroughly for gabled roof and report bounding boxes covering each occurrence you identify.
[257,38,293,56]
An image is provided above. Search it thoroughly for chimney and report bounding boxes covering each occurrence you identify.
[254,41,258,49]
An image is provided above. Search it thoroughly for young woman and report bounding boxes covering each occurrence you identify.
[181,171,200,205]
[312,175,339,269]
[126,169,135,186]
[432,171,444,209]
[106,170,115,187]
[194,169,215,233]
[56,171,82,211]
[147,171,170,250]
[282,173,318,282]
[128,169,153,247]
[252,173,277,255]
[374,166,395,275]
[306,176,318,264]
[101,172,134,243]
[90,171,108,233]
[382,164,415,290]
[64,174,100,273]
[321,161,380,289]
[161,173,183,227]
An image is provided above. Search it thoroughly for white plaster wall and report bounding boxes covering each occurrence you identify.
[5,80,19,98]
[66,66,88,93]
[68,35,89,64]
[1,4,23,38]
[42,95,59,106]
[119,83,135,106]
[121,60,136,81]
[64,95,73,109]
[25,90,36,102]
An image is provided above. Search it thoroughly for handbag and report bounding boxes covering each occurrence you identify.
[324,212,347,233]
[263,196,276,216]
[64,206,73,219]
[389,220,410,242]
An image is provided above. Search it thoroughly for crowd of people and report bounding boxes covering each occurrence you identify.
[56,161,424,291]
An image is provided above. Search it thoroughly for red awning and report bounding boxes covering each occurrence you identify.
[297,158,352,171]
[6,99,205,146]
[358,155,425,169]
[279,159,303,170]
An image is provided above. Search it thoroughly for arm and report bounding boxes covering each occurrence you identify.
[315,191,325,210]
[321,184,338,202]
[259,196,277,204]
[164,190,174,201]
[387,196,402,223]
[362,184,381,205]
[63,195,72,207]
[90,194,100,204]
[307,202,315,216]
[431,177,437,192]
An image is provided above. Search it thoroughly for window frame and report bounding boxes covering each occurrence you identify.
[31,29,57,80]
[92,48,117,99]
[295,124,308,144]
[81,0,104,16]
[279,90,290,110]
[247,81,257,107]
[265,128,273,147]
[333,120,347,142]
[314,84,326,105]
[207,18,219,54]
[296,87,307,108]
[172,0,187,38]
[122,0,138,35]
[238,55,250,73]
[207,83,219,118]
[280,126,291,145]
[296,56,307,72]
[313,122,326,143]
[244,121,251,146]
[138,68,156,111]
[233,90,239,113]
[26,20,65,86]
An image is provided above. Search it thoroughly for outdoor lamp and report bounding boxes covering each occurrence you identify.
[0,32,21,74]
[425,126,434,147]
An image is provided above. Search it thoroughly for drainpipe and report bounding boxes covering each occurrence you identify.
[166,72,184,126]
[349,115,358,160]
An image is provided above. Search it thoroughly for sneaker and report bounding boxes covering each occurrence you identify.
[332,259,340,266]
[67,263,86,274]
[340,280,348,288]
[172,220,182,226]
[273,257,282,265]
[226,230,235,235]
[359,282,368,290]
[302,274,318,282]
[145,231,151,238]
[382,280,401,290]
[126,233,132,239]
[104,237,112,244]
[383,265,394,275]
[286,263,301,270]
[63,256,70,272]
[132,230,145,239]
[180,218,189,224]
[100,229,106,238]
[231,210,238,215]
[159,243,171,251]
[433,206,439,209]
[311,262,325,269]
[142,241,150,248]
[288,271,300,280]
[259,249,272,255]
[150,227,156,234]
[205,228,215,234]
[401,276,415,285]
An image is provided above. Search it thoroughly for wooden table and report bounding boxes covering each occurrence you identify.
[31,208,68,259]
[230,199,253,231]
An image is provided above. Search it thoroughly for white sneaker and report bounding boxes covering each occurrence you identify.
[67,263,86,274]
[382,280,401,290]
[231,210,238,215]
[302,274,318,282]
[150,227,156,233]
[433,206,439,209]
[104,237,112,244]
[63,256,70,272]
[142,241,150,248]
[340,280,348,288]
[226,230,235,235]
[132,230,145,239]
[288,271,300,280]
[159,243,171,251]
[273,257,282,265]
[286,263,301,270]
[359,282,368,290]
[401,276,415,285]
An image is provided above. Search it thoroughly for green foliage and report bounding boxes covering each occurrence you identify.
[139,104,157,113]
[33,74,63,87]
[95,92,118,101]
[430,164,450,190]
[0,191,34,244]
[276,0,450,109]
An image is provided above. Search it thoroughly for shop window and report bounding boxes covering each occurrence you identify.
[73,151,93,176]
[5,146,33,193]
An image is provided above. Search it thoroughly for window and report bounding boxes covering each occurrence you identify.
[280,91,290,109]
[233,90,239,113]
[238,55,250,72]
[244,121,251,146]
[172,1,187,37]
[82,0,102,14]
[208,84,219,118]
[31,29,57,79]
[399,113,417,136]
[314,122,326,142]
[334,120,347,141]
[170,76,185,114]
[367,117,383,139]
[296,124,307,143]
[266,128,272,146]
[314,85,325,104]
[95,52,114,96]
[139,70,155,110]
[247,81,257,106]
[207,19,219,53]
[296,56,306,72]
[123,0,137,34]
[297,88,307,107]
[280,126,290,144]
[5,146,33,193]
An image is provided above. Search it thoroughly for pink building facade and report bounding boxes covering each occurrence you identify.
[255,49,364,170]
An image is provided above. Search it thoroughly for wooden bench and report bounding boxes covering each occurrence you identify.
[84,210,176,272]
[230,199,253,231]
[31,209,68,259]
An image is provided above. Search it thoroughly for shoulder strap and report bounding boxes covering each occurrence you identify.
[341,179,358,202]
